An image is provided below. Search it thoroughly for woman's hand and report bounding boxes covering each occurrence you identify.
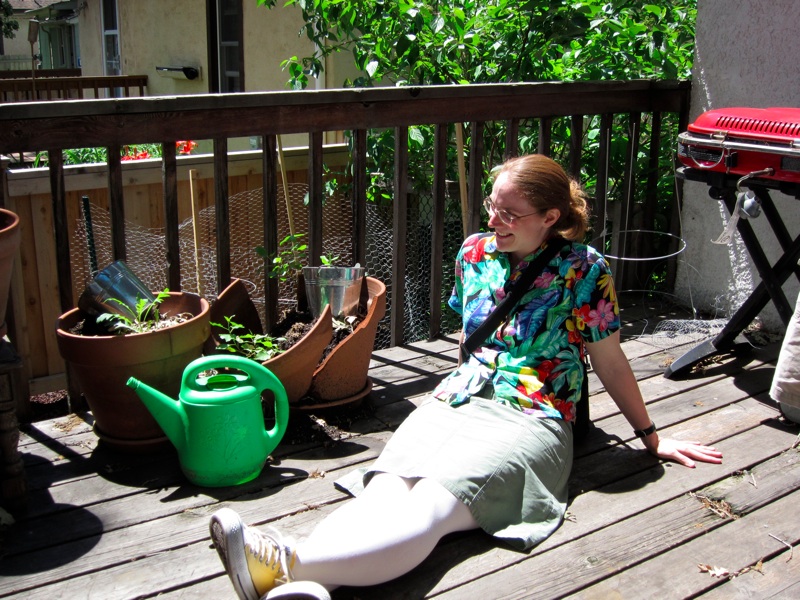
[642,435,723,468]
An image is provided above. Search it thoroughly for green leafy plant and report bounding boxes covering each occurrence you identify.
[1,1,19,40]
[256,233,308,283]
[259,0,696,244]
[95,289,174,334]
[319,253,340,266]
[211,316,286,361]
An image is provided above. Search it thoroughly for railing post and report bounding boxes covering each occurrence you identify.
[162,141,181,290]
[262,134,279,332]
[308,132,324,266]
[214,138,230,292]
[391,127,409,347]
[467,121,485,235]
[538,117,552,157]
[504,119,519,160]
[594,113,613,243]
[49,151,73,313]
[107,144,126,262]
[569,115,584,181]
[352,129,368,267]
[612,112,641,289]
[639,112,663,286]
[429,124,448,340]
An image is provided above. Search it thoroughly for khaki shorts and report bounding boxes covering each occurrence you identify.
[771,291,800,423]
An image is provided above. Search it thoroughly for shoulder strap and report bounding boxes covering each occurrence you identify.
[460,236,567,362]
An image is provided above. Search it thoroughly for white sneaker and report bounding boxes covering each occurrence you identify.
[209,507,296,600]
[263,580,331,600]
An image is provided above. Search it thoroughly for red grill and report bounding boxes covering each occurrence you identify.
[677,107,800,183]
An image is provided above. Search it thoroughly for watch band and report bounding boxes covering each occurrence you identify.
[634,421,657,439]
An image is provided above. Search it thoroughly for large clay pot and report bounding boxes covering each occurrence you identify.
[262,304,333,404]
[56,292,210,452]
[0,209,21,339]
[208,278,334,404]
[301,277,386,410]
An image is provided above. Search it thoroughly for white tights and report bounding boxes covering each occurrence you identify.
[291,473,480,588]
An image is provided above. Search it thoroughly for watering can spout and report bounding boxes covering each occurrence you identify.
[126,376,187,450]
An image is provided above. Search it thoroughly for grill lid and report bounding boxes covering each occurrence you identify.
[688,107,800,143]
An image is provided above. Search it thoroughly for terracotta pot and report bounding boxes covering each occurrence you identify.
[56,292,210,452]
[302,277,386,408]
[0,209,21,339]
[208,278,334,404]
[261,304,333,404]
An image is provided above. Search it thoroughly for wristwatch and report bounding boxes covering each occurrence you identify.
[633,421,657,439]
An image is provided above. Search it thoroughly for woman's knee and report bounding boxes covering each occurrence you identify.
[409,478,478,532]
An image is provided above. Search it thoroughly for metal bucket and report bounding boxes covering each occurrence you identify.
[303,266,365,319]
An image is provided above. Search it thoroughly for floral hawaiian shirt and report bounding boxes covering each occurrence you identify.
[431,233,620,422]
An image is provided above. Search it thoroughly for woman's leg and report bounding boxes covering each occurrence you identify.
[291,473,479,587]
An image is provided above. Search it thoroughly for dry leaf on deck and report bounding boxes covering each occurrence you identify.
[698,564,730,578]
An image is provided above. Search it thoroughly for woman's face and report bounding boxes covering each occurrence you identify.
[487,172,560,265]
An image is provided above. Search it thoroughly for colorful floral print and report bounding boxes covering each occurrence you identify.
[432,233,620,421]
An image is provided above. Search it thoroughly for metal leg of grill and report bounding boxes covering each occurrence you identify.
[665,181,800,378]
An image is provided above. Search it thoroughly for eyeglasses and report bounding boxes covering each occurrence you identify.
[482,197,539,226]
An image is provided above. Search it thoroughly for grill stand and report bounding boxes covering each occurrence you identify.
[665,167,800,378]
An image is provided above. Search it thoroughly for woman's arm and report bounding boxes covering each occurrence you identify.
[585,331,723,468]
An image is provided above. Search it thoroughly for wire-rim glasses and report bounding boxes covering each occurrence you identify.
[482,197,539,225]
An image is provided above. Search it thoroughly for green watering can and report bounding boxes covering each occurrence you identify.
[126,355,289,487]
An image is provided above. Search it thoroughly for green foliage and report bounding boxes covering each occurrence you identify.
[259,0,696,254]
[256,233,308,282]
[1,1,19,40]
[260,0,695,89]
[95,289,171,334]
[211,316,286,361]
[319,253,340,266]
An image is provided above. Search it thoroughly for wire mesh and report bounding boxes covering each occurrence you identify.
[69,182,464,349]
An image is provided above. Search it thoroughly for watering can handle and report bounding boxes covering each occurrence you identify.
[182,355,288,404]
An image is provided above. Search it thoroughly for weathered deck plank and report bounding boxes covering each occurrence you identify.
[1,335,798,600]
[570,449,800,599]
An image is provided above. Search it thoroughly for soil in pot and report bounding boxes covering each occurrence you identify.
[271,308,364,362]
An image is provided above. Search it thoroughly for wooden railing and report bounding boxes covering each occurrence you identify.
[0,80,691,415]
[0,68,81,79]
[0,74,148,102]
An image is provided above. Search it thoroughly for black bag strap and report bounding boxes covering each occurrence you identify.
[459,236,567,362]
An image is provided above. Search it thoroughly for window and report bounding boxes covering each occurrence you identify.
[216,0,243,92]
[101,0,121,77]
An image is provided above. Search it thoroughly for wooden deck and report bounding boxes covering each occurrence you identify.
[2,325,799,599]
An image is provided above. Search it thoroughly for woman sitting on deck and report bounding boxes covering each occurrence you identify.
[208,154,724,600]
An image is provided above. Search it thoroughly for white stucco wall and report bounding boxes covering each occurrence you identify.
[676,0,800,332]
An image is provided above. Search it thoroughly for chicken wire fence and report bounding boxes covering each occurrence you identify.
[70,183,465,349]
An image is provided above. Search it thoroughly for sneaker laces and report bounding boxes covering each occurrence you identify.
[244,525,295,586]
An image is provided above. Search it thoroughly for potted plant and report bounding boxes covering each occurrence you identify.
[56,282,210,453]
[209,286,333,405]
[209,272,385,412]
